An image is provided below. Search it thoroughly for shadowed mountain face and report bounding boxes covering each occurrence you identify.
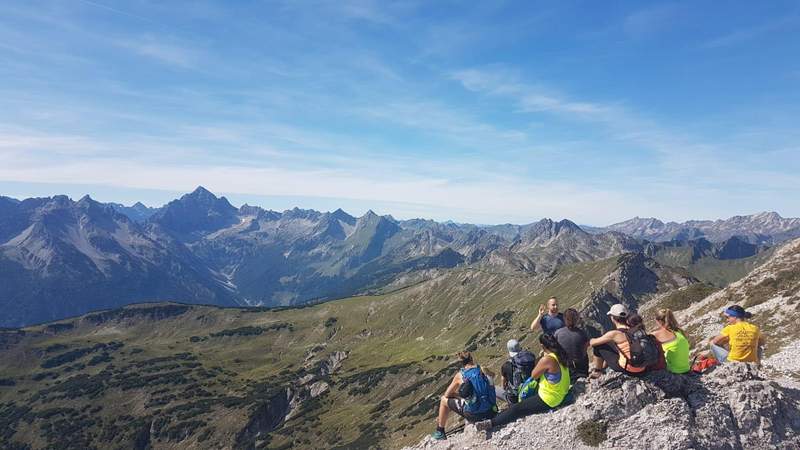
[601,212,800,244]
[0,187,784,327]
[150,187,240,240]
[107,202,158,223]
[0,195,239,327]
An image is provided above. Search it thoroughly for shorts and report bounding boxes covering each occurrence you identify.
[446,398,496,422]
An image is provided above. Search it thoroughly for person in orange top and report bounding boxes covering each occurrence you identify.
[708,305,764,363]
[588,304,648,378]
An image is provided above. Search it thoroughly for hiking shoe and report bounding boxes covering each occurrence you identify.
[430,430,446,440]
[475,420,492,432]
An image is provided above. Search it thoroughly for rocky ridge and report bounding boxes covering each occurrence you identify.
[406,364,800,450]
[602,212,800,244]
[677,237,800,378]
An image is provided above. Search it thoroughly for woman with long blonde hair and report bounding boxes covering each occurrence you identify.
[652,308,690,374]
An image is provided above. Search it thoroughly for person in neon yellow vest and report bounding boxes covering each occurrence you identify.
[475,334,570,431]
[651,308,691,374]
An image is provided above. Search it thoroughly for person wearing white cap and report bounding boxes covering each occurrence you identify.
[587,304,647,378]
[500,339,535,404]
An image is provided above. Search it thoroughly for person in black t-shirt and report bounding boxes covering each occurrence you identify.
[553,308,589,381]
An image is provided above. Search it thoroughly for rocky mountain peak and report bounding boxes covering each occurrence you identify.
[46,195,72,209]
[361,209,379,220]
[239,204,265,217]
[523,218,584,240]
[150,187,238,237]
[330,208,356,225]
[186,185,215,200]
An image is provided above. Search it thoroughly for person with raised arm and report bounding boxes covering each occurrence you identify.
[530,297,565,335]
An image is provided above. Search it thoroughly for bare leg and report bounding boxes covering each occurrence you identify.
[437,396,450,427]
[592,355,606,370]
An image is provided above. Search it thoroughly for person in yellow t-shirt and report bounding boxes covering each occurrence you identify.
[708,305,764,363]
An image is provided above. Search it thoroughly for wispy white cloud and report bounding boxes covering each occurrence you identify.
[453,69,614,117]
[701,16,798,49]
[449,66,800,195]
[114,35,199,68]
[623,4,682,38]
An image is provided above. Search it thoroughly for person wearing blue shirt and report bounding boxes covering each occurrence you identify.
[530,297,565,335]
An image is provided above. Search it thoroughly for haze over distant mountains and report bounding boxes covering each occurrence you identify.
[595,212,800,245]
[1,186,798,327]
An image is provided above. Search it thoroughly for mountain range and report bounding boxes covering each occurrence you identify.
[2,186,800,448]
[597,212,800,244]
[2,235,798,449]
[1,187,798,327]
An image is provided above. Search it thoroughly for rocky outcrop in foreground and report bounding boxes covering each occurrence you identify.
[406,364,800,450]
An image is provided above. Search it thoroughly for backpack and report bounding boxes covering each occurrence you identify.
[506,351,536,400]
[624,329,660,368]
[460,366,497,415]
[517,376,539,402]
[691,355,719,374]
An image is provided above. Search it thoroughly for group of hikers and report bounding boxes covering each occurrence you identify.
[431,297,764,440]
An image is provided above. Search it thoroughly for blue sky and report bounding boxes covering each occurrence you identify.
[1,0,799,225]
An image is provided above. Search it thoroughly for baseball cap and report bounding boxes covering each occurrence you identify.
[507,339,521,357]
[607,304,628,318]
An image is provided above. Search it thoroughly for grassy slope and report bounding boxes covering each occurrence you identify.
[651,247,775,288]
[0,256,636,450]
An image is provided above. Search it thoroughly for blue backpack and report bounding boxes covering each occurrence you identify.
[460,366,497,415]
[517,376,539,402]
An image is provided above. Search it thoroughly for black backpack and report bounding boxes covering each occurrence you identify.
[506,351,536,399]
[624,329,660,368]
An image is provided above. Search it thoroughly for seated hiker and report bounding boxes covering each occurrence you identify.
[588,305,660,378]
[475,334,571,431]
[707,305,764,363]
[501,339,536,404]
[431,351,497,440]
[652,308,691,374]
[530,297,565,335]
[554,308,590,381]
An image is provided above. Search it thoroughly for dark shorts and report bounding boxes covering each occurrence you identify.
[446,398,496,422]
[593,342,625,372]
[593,343,645,376]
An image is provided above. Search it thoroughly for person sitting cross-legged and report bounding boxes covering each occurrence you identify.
[708,305,764,364]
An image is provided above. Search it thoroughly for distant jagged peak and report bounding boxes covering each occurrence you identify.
[75,195,118,217]
[47,194,72,207]
[330,207,356,224]
[361,209,379,219]
[282,206,321,220]
[76,194,97,206]
[526,217,585,237]
[186,185,215,199]
[610,216,666,228]
[239,203,264,216]
[169,186,235,210]
[747,211,784,222]
[352,209,399,235]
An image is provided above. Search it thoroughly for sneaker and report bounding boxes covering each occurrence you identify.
[475,420,492,432]
[431,430,446,440]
